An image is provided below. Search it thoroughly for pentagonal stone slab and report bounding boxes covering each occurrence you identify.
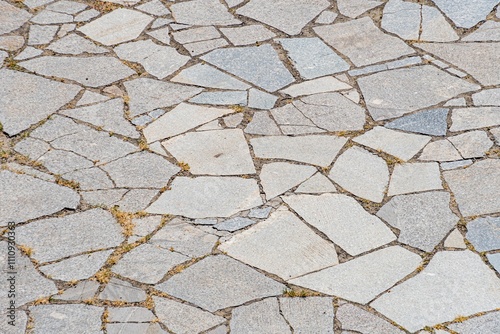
[156,255,285,312]
[146,177,263,218]
[371,251,500,332]
[0,70,80,136]
[283,194,396,256]
[16,209,124,263]
[30,305,103,334]
[377,192,458,252]
[220,209,339,280]
[0,170,80,225]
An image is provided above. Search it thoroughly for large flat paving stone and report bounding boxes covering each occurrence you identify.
[30,305,103,334]
[357,65,479,120]
[314,17,414,67]
[0,69,81,136]
[237,0,329,35]
[371,251,500,332]
[377,192,458,252]
[283,194,396,256]
[0,170,79,225]
[156,255,285,312]
[230,298,291,333]
[17,209,123,263]
[146,177,263,218]
[259,162,316,199]
[0,0,31,35]
[201,45,295,92]
[466,216,500,252]
[220,209,339,280]
[289,246,421,304]
[449,107,500,132]
[163,129,255,175]
[387,162,443,196]
[443,159,500,216]
[279,297,334,333]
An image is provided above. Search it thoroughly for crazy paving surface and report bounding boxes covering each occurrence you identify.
[0,0,500,333]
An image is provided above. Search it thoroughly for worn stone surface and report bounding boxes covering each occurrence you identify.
[280,297,334,333]
[388,162,443,196]
[53,281,100,301]
[260,162,316,199]
[171,63,250,90]
[0,0,31,35]
[419,139,462,162]
[337,303,404,334]
[444,229,467,249]
[31,305,104,333]
[449,130,493,158]
[449,312,500,334]
[221,25,275,46]
[466,216,500,252]
[99,278,146,302]
[385,108,449,136]
[48,33,108,55]
[230,298,291,333]
[449,107,500,131]
[39,250,113,281]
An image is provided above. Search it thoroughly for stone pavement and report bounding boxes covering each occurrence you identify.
[0,0,500,332]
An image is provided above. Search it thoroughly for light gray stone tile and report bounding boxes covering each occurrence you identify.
[108,306,155,322]
[244,111,281,135]
[421,5,459,42]
[0,170,79,225]
[248,207,272,219]
[147,27,170,44]
[237,0,329,35]
[221,25,275,46]
[433,0,498,28]
[382,0,420,40]
[114,189,158,212]
[146,177,263,218]
[357,65,479,120]
[284,194,396,256]
[63,167,114,191]
[3,163,54,182]
[385,108,449,136]
[449,130,493,159]
[172,26,220,44]
[260,162,316,199]
[281,76,351,98]
[329,146,389,203]
[215,217,255,232]
[444,229,467,249]
[171,63,250,90]
[466,216,500,252]
[371,251,500,332]
[271,104,315,127]
[449,312,500,334]
[107,323,165,334]
[251,135,347,166]
[136,0,170,16]
[248,89,278,109]
[278,38,350,79]
[77,91,110,106]
[30,305,103,334]
[440,159,473,170]
[445,97,467,107]
[419,139,462,162]
[81,189,127,207]
[0,1,31,35]
[488,254,500,274]
[100,278,146,302]
[53,281,100,301]
[463,20,500,41]
[450,107,500,131]
[156,255,285,312]
[280,297,334,333]
[0,69,81,136]
[30,9,73,24]
[220,209,339,279]
[388,162,443,196]
[289,246,421,304]
[223,113,243,127]
[153,296,225,334]
[184,38,228,56]
[443,159,500,216]
[46,0,87,14]
[337,303,404,334]
[78,8,153,45]
[294,172,337,194]
[189,91,247,106]
[231,298,291,333]
[377,191,458,252]
[170,0,240,26]
[0,36,24,51]
[74,8,99,22]
[315,10,337,24]
[202,45,295,92]
[14,46,43,60]
[337,0,382,18]
[473,88,500,106]
[13,138,51,161]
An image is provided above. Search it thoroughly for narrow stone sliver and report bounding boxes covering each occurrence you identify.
[0,0,499,333]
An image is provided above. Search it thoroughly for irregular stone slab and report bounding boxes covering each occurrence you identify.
[337,0,382,18]
[449,312,500,334]
[17,209,123,263]
[154,296,225,334]
[449,107,500,131]
[416,43,500,86]
[107,323,165,334]
[100,278,146,302]
[248,207,272,219]
[444,229,467,249]
[61,98,139,138]
[3,162,54,182]
[144,103,232,142]
[163,129,255,175]
[156,255,285,312]
[314,17,413,67]
[150,219,218,257]
[244,111,281,135]
[39,250,113,281]
[124,79,203,117]
[377,192,458,252]
[147,177,262,218]
[30,9,73,24]
[289,246,421,304]
[15,46,43,60]
[294,93,366,131]
[0,241,58,307]
[473,88,500,106]
[0,171,79,225]
[358,65,479,120]
[316,10,337,24]
[388,162,442,196]
[47,33,107,55]
[418,139,462,162]
[433,0,498,28]
[113,244,189,284]
[78,8,153,45]
[284,194,395,255]
[0,35,25,51]
[215,217,255,232]
[337,303,404,334]
[353,127,431,161]
[295,173,337,194]
[248,89,278,109]
[27,24,60,45]
[37,149,92,175]
[171,63,250,90]
[201,45,295,92]
[189,91,247,106]
[19,56,135,87]
[221,209,339,280]
[107,306,155,322]
[0,70,80,136]
[220,25,275,46]
[46,0,87,14]
[466,217,500,252]
[74,8,99,22]
[463,21,500,41]
[251,135,347,166]
[224,113,243,127]
[0,0,31,35]
[329,146,389,203]
[102,152,179,188]
[371,251,500,332]
[53,281,99,302]
[421,5,460,42]
[30,305,103,333]
[231,298,291,333]
[172,26,220,44]
[170,0,240,26]
[488,254,500,274]
[136,0,170,16]
[114,40,189,79]
[260,162,316,199]
[184,38,228,56]
[237,0,329,35]
[280,297,334,333]
[449,130,493,158]
[443,159,500,216]
[385,108,449,136]
[281,76,351,98]
[77,91,110,106]
[63,167,114,191]
[278,38,349,79]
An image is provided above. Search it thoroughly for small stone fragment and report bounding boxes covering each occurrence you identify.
[444,229,467,249]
